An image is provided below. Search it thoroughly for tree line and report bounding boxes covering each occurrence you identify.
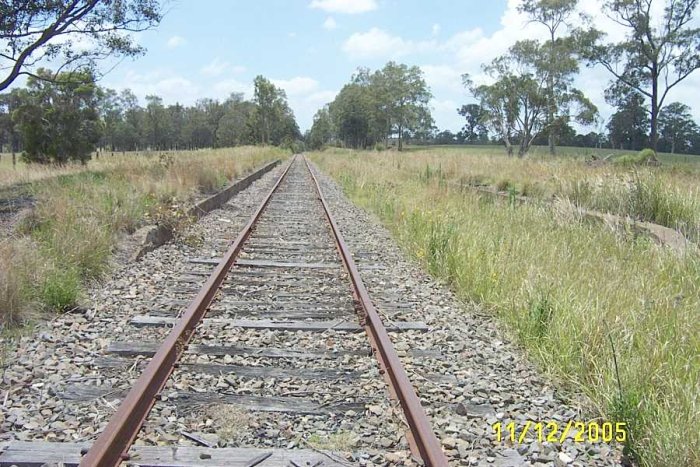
[311,0,700,157]
[0,72,301,165]
[307,62,433,151]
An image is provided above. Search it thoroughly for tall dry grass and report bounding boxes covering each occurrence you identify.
[0,146,286,326]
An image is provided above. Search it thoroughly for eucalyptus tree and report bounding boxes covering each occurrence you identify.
[464,39,596,157]
[583,0,700,154]
[371,62,432,151]
[250,76,299,146]
[457,104,488,143]
[307,105,334,149]
[658,102,699,153]
[518,0,594,155]
[0,0,162,91]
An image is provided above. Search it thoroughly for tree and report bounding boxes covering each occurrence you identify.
[14,68,101,164]
[464,38,595,157]
[607,92,649,150]
[371,62,432,151]
[0,89,24,166]
[457,104,488,143]
[0,0,162,91]
[308,105,334,149]
[583,0,700,154]
[330,83,375,149]
[519,0,587,154]
[658,102,699,153]
[144,95,171,150]
[216,93,255,147]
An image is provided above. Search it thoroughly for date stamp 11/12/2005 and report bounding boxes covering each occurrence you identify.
[492,421,627,444]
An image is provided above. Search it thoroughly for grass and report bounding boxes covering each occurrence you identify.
[205,404,251,443]
[0,146,286,327]
[310,148,699,467]
[389,146,700,241]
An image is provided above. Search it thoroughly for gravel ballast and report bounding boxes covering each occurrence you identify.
[0,157,626,466]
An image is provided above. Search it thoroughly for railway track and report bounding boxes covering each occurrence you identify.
[12,156,445,466]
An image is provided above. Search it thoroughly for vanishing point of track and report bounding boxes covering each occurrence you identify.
[79,156,448,466]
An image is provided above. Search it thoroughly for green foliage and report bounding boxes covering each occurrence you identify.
[40,267,80,311]
[0,0,162,92]
[251,76,300,146]
[658,102,699,154]
[583,0,700,151]
[14,69,102,165]
[314,62,432,150]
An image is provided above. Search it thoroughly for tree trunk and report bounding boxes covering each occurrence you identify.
[548,30,556,156]
[649,63,659,159]
[398,123,403,151]
[12,150,16,168]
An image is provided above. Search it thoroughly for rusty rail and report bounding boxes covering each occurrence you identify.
[304,156,448,466]
[79,158,295,467]
[80,154,445,466]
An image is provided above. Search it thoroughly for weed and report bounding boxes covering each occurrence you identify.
[205,404,251,442]
[306,431,358,451]
[40,267,80,311]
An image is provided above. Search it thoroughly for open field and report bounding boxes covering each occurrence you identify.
[309,147,700,467]
[398,145,700,242]
[0,147,286,328]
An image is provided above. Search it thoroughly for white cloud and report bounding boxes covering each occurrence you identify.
[309,0,377,14]
[166,35,186,48]
[113,70,200,104]
[342,28,436,59]
[323,16,337,30]
[200,57,229,77]
[421,65,464,94]
[432,23,441,36]
[212,79,252,99]
[272,77,319,96]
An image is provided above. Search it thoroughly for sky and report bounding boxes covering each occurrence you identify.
[92,0,700,133]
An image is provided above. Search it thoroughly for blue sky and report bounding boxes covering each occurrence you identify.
[98,0,700,133]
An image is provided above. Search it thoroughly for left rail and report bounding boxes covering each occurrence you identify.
[78,157,294,467]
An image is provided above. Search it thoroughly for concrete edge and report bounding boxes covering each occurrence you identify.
[131,159,281,261]
[460,183,694,251]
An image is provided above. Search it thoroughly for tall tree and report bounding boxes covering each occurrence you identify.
[329,83,374,149]
[519,0,584,155]
[607,92,649,150]
[465,40,596,157]
[0,0,162,91]
[371,62,432,151]
[583,0,700,154]
[13,68,101,164]
[308,105,334,149]
[457,104,488,143]
[144,95,171,150]
[0,89,23,166]
[658,102,699,153]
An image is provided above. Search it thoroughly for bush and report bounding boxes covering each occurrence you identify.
[614,148,657,166]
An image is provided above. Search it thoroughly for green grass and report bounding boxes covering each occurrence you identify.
[311,148,699,467]
[0,147,286,327]
[372,146,700,241]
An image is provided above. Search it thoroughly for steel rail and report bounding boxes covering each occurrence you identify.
[79,157,295,467]
[303,156,448,467]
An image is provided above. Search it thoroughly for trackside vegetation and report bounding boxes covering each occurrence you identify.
[310,148,699,467]
[0,147,285,327]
